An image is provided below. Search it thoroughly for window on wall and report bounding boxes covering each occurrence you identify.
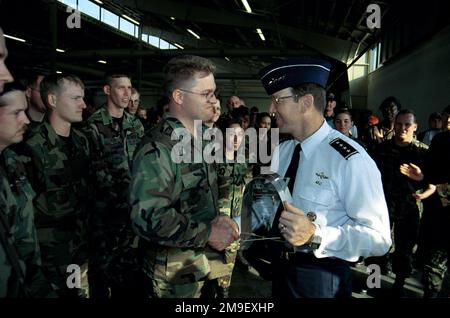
[119,17,135,37]
[78,0,100,19]
[101,8,119,28]
[60,0,78,9]
[147,35,178,49]
[377,42,383,68]
[57,1,177,48]
[369,42,383,73]
[148,35,159,48]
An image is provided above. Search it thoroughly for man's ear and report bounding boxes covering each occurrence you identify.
[413,123,418,132]
[103,85,110,96]
[302,93,314,109]
[47,93,57,110]
[172,89,184,105]
[25,87,32,99]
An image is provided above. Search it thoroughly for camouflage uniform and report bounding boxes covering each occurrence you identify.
[0,148,55,297]
[373,139,428,283]
[203,161,247,297]
[130,113,218,298]
[84,107,144,298]
[420,131,450,297]
[20,121,91,297]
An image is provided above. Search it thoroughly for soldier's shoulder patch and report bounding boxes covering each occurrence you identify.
[329,137,358,160]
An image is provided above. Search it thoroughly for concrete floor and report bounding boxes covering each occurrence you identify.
[228,261,426,298]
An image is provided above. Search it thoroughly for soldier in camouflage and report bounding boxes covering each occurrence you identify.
[83,70,144,298]
[400,106,450,297]
[0,81,54,297]
[203,118,248,298]
[17,74,91,298]
[130,55,240,298]
[373,109,429,297]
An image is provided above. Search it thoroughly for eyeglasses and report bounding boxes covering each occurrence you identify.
[179,88,217,101]
[272,94,298,105]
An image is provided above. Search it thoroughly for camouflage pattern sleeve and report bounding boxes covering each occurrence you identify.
[134,117,145,139]
[130,141,212,248]
[1,150,55,297]
[15,207,56,298]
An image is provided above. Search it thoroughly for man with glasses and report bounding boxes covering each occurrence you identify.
[130,55,239,298]
[127,87,140,116]
[260,58,391,298]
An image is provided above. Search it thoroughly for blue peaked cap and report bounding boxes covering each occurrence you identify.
[259,58,332,95]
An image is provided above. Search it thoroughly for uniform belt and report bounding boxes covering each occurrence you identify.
[280,251,348,267]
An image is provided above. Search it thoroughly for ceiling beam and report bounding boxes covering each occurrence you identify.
[110,0,357,61]
[55,62,161,87]
[62,47,322,59]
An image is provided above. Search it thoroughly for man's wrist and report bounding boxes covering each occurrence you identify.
[307,222,322,250]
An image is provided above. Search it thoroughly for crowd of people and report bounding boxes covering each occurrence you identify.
[1,25,449,299]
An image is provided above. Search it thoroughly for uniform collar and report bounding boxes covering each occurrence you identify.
[163,112,186,131]
[299,119,330,159]
[163,112,210,134]
[96,106,134,130]
[42,120,60,146]
[41,120,83,148]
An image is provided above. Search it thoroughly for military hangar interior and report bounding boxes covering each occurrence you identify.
[0,0,449,127]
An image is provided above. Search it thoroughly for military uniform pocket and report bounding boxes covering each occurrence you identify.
[179,167,208,215]
[164,248,210,284]
[297,185,335,211]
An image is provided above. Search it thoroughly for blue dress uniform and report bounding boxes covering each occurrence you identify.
[260,58,392,298]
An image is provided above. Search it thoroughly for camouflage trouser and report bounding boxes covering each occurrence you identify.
[149,278,204,298]
[391,212,420,279]
[419,205,450,296]
[422,249,448,294]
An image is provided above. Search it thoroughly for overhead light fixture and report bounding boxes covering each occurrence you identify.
[93,0,103,4]
[241,0,252,13]
[98,60,107,64]
[56,71,62,74]
[174,43,184,49]
[256,28,265,41]
[3,34,26,43]
[224,57,230,61]
[187,29,200,39]
[56,48,65,53]
[122,14,140,25]
[170,17,176,20]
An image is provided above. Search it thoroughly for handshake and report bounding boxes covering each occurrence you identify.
[208,215,240,251]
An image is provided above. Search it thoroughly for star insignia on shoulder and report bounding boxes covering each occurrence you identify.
[329,137,358,160]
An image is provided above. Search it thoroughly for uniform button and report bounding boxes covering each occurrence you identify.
[322,250,327,255]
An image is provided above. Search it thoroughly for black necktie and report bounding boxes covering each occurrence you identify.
[271,143,301,236]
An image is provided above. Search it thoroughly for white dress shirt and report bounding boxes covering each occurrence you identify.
[271,120,392,262]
